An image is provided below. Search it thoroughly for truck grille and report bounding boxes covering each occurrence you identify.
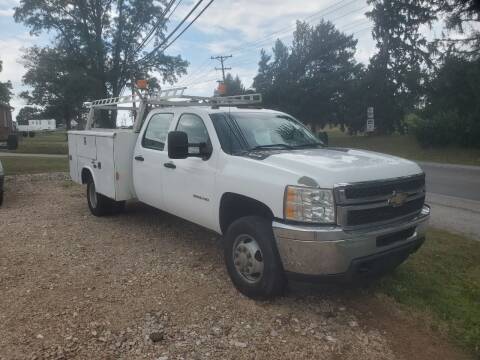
[336,174,426,229]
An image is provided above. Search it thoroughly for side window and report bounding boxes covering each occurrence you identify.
[142,113,174,151]
[176,113,210,144]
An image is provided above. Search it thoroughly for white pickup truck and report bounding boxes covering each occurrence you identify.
[68,89,430,299]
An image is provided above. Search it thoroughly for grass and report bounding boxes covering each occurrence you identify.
[326,129,480,166]
[376,228,480,356]
[15,131,68,155]
[0,156,69,175]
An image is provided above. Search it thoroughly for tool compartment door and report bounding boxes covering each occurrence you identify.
[94,135,115,199]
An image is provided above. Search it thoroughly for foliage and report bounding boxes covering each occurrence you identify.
[0,60,13,105]
[412,55,480,148]
[16,106,43,125]
[253,20,363,130]
[365,0,437,133]
[14,0,188,128]
[223,73,245,96]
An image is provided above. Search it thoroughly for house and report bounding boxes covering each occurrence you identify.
[17,119,56,132]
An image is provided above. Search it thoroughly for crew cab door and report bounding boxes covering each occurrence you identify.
[162,113,217,230]
[132,112,174,208]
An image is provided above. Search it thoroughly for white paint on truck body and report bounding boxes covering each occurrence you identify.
[68,129,137,201]
[68,107,424,234]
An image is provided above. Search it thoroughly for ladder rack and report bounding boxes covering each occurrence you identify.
[85,88,262,109]
[84,87,262,130]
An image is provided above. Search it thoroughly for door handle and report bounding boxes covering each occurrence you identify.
[164,162,176,169]
[134,155,144,161]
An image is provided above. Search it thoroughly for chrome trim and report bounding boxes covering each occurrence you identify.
[272,205,430,275]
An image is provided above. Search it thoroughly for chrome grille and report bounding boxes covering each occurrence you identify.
[335,174,426,229]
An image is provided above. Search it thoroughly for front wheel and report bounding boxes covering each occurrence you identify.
[86,176,124,216]
[224,216,286,299]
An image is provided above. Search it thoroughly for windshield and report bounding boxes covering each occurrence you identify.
[210,112,322,154]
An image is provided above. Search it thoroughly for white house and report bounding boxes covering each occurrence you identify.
[17,119,56,132]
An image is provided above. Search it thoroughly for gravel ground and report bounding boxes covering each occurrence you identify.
[0,174,470,360]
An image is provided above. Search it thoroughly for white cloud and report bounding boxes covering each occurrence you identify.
[0,34,34,119]
[0,9,13,16]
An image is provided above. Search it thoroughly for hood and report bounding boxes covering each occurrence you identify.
[258,148,423,188]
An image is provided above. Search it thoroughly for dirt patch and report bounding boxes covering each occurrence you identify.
[0,174,471,359]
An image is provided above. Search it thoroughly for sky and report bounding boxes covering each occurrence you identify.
[0,0,377,121]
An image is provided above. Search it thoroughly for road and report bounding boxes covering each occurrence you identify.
[419,162,480,240]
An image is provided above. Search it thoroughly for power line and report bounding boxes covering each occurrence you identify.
[179,1,372,90]
[161,0,215,53]
[134,0,178,55]
[137,0,207,64]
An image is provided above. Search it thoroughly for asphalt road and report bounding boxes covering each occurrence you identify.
[419,162,480,240]
[420,162,480,201]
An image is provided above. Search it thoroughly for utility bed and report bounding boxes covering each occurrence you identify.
[68,129,138,201]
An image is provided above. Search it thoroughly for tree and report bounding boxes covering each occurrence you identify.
[20,46,97,129]
[0,60,13,104]
[223,73,245,96]
[14,0,188,127]
[253,21,362,130]
[16,106,42,125]
[366,0,437,133]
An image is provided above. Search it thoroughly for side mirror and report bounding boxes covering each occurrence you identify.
[168,131,189,159]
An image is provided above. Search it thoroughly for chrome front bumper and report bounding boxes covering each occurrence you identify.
[273,205,430,276]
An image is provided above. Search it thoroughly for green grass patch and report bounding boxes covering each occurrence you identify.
[0,156,68,175]
[15,131,68,155]
[327,131,480,166]
[377,229,480,356]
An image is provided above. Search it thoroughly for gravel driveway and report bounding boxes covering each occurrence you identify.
[0,174,469,360]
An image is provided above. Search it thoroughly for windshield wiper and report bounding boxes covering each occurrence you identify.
[291,142,324,149]
[250,144,294,151]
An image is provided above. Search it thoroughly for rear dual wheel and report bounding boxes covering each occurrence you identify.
[86,176,125,216]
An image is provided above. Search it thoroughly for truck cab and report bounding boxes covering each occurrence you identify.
[68,90,430,299]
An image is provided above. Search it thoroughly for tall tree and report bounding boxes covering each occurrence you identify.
[20,46,97,129]
[14,0,188,127]
[0,60,13,104]
[223,73,245,96]
[254,21,361,130]
[366,0,437,133]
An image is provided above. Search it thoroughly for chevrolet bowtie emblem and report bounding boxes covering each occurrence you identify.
[388,191,408,207]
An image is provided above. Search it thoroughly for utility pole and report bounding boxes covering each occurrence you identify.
[211,55,232,82]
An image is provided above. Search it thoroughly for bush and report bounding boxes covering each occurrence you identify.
[408,111,480,148]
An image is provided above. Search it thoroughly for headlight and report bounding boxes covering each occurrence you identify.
[284,186,335,224]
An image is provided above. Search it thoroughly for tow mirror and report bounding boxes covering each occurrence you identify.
[168,131,189,159]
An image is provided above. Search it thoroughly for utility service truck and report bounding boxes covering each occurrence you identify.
[68,87,430,299]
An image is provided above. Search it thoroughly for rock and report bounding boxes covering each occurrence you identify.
[149,331,165,343]
[36,334,44,340]
[156,356,168,360]
[349,320,358,328]
[325,335,337,343]
[230,340,247,348]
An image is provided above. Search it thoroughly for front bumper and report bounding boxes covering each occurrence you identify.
[273,205,430,277]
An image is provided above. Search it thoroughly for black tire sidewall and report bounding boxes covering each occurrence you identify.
[224,216,286,299]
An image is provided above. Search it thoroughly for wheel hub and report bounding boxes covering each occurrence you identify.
[233,235,264,284]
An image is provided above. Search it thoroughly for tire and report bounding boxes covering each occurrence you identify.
[7,135,18,150]
[86,176,123,216]
[224,216,286,299]
[28,132,35,138]
[0,191,3,206]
